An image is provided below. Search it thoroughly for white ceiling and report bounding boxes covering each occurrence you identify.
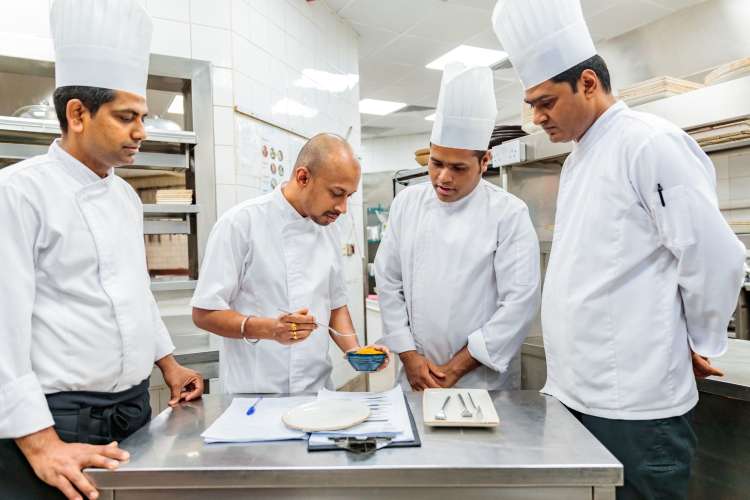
[322,0,708,138]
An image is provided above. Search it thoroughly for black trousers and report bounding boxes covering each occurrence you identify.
[0,379,151,500]
[567,406,697,500]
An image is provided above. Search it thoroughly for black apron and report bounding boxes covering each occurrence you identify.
[0,379,151,500]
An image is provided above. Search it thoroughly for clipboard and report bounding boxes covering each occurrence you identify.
[307,393,421,452]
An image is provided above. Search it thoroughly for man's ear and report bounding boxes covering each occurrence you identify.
[580,69,599,99]
[66,99,88,134]
[295,165,312,186]
[481,151,491,174]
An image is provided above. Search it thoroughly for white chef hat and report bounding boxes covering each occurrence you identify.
[430,63,497,151]
[492,0,597,90]
[50,0,153,97]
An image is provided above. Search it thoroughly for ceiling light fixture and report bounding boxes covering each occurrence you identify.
[426,45,508,71]
[359,98,407,116]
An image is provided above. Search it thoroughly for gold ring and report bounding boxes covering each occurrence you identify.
[291,322,298,332]
[292,331,298,340]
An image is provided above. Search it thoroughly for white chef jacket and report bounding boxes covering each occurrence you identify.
[0,140,175,439]
[542,100,746,420]
[375,180,541,390]
[191,186,348,394]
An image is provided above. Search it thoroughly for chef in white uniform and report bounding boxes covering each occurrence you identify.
[493,1,746,498]
[192,133,388,394]
[0,1,204,499]
[374,63,541,391]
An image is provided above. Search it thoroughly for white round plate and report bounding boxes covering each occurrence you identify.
[282,399,370,432]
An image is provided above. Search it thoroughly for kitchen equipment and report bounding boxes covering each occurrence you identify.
[489,125,527,149]
[346,350,387,372]
[423,389,499,428]
[12,102,57,120]
[434,395,451,421]
[467,392,484,421]
[282,399,370,432]
[457,393,473,418]
[144,115,182,131]
[415,147,430,166]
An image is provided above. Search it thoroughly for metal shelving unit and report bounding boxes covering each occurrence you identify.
[0,54,217,293]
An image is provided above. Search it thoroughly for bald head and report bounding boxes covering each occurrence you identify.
[294,133,359,175]
[285,132,361,226]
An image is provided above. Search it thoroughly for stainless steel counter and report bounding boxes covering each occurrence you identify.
[88,391,622,500]
[697,338,750,401]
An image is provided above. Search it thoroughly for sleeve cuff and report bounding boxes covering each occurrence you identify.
[0,373,54,439]
[382,327,417,354]
[331,292,348,310]
[154,320,175,362]
[688,333,729,359]
[190,296,231,311]
[467,329,504,372]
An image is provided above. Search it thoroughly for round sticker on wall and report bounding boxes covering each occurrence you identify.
[270,163,277,174]
[270,148,276,160]
[270,178,278,189]
[262,145,268,158]
[278,150,284,162]
[278,165,285,177]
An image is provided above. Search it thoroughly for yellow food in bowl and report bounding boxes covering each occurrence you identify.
[355,347,384,355]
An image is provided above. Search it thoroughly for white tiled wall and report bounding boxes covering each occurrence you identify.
[361,133,430,174]
[0,0,364,388]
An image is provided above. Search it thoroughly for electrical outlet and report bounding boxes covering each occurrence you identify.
[493,140,526,167]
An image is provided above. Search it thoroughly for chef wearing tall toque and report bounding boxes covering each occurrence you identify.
[375,62,541,392]
[0,1,204,499]
[492,1,746,498]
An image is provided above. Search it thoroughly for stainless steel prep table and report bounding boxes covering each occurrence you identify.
[697,338,750,400]
[88,390,622,500]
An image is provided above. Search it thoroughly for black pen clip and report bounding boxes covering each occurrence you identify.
[657,183,665,207]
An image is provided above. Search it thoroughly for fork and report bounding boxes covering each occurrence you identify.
[457,393,473,418]
[435,395,451,420]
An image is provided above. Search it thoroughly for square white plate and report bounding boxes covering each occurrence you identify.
[422,388,499,428]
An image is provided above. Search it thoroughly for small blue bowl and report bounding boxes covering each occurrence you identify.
[347,352,387,372]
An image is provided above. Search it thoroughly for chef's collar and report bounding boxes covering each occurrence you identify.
[574,100,627,155]
[48,139,115,186]
[273,183,308,223]
[432,177,484,211]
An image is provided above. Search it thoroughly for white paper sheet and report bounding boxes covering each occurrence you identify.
[308,386,415,446]
[201,396,314,443]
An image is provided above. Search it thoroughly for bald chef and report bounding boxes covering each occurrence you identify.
[375,62,541,391]
[0,1,203,499]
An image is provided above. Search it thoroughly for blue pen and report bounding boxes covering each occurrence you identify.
[246,396,262,416]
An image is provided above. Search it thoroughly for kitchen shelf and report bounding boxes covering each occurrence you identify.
[0,141,188,170]
[0,116,196,144]
[144,220,190,235]
[143,204,199,215]
[150,279,198,292]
